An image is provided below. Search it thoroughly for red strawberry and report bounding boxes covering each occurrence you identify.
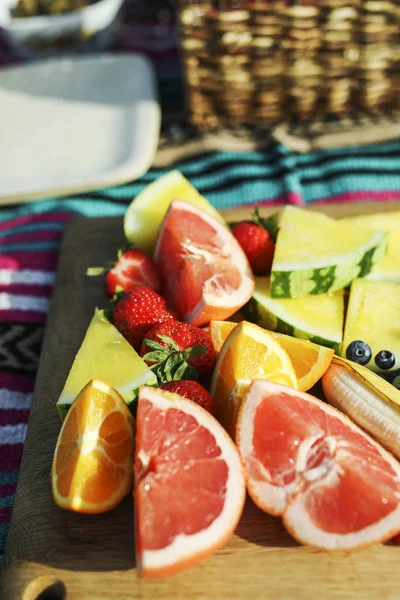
[112,287,175,350]
[104,248,160,298]
[160,380,215,415]
[141,320,216,380]
[231,207,276,275]
[87,248,160,298]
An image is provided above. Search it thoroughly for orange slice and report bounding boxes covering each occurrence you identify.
[134,385,246,578]
[52,379,135,514]
[210,320,334,391]
[210,321,298,438]
[154,200,254,326]
[236,379,400,550]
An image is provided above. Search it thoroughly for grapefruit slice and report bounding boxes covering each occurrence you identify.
[154,200,254,327]
[134,386,246,578]
[236,379,400,550]
[52,379,135,514]
[124,170,224,253]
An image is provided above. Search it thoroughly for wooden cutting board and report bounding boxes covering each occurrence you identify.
[2,202,400,600]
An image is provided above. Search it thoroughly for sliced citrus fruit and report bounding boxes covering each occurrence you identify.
[124,170,224,253]
[210,320,334,391]
[210,321,298,438]
[155,200,254,327]
[134,385,245,578]
[270,206,388,298]
[56,310,156,420]
[52,379,135,514]
[236,379,400,550]
[341,211,400,283]
[246,276,344,352]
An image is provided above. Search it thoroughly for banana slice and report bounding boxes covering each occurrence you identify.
[322,356,400,460]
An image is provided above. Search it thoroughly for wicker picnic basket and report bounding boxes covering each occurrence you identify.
[177,0,400,129]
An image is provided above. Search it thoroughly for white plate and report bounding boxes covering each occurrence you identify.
[0,53,161,204]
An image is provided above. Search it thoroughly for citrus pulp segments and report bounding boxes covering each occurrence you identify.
[341,278,400,373]
[247,277,344,352]
[209,320,334,392]
[154,200,254,327]
[340,211,400,283]
[236,379,400,550]
[134,386,246,578]
[123,170,224,253]
[56,310,156,420]
[210,321,298,438]
[270,206,388,298]
[52,380,135,514]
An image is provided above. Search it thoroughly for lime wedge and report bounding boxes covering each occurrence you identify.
[124,170,224,253]
[270,206,388,298]
[340,212,400,283]
[56,310,156,420]
[245,276,344,353]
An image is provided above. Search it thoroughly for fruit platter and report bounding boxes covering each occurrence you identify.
[2,172,400,599]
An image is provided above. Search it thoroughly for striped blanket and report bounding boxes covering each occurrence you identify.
[1,138,400,563]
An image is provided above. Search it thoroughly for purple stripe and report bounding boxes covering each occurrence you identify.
[0,284,53,297]
[0,230,64,245]
[0,212,74,232]
[0,410,30,427]
[0,507,12,523]
[0,373,35,393]
[0,251,59,270]
[0,310,47,324]
[0,483,17,498]
[0,445,24,473]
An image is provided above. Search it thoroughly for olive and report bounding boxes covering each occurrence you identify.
[375,350,396,371]
[345,340,372,366]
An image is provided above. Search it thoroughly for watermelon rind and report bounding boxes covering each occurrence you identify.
[244,277,344,353]
[270,206,388,298]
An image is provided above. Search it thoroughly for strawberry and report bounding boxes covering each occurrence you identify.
[160,380,215,416]
[112,287,175,350]
[141,321,216,381]
[231,207,276,275]
[87,248,160,298]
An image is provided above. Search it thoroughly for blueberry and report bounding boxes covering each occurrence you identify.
[375,350,396,371]
[346,340,372,365]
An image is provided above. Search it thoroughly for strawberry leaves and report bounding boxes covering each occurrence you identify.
[142,335,207,384]
[252,207,279,241]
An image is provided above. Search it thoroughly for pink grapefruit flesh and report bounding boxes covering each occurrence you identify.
[236,379,400,550]
[154,200,254,326]
[134,386,246,578]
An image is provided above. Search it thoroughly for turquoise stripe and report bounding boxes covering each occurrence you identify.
[0,495,14,509]
[0,241,61,252]
[0,222,66,238]
[0,523,9,547]
[302,176,400,203]
[0,471,19,485]
[299,158,400,178]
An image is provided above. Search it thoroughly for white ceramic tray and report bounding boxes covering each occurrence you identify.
[0,53,161,205]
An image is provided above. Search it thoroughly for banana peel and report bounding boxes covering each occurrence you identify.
[322,355,400,459]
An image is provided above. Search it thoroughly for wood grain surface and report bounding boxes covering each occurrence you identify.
[2,202,400,600]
